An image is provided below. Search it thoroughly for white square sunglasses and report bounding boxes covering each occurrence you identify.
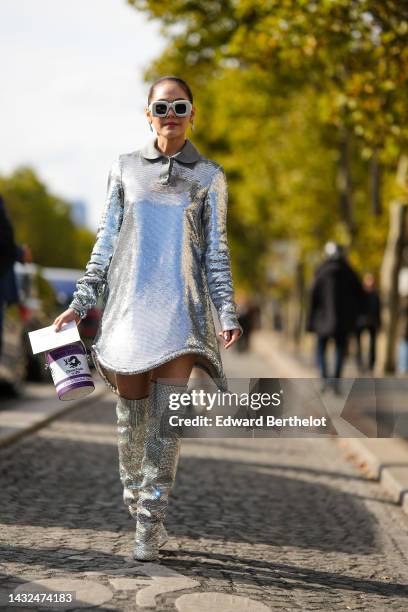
[148,99,192,118]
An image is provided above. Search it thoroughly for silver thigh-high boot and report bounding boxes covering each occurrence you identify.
[115,393,169,549]
[133,381,188,561]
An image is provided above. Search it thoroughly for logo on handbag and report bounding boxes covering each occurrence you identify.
[64,355,81,370]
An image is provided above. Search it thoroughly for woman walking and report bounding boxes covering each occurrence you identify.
[53,76,243,562]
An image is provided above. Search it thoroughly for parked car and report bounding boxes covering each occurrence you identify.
[0,263,59,394]
[41,267,103,362]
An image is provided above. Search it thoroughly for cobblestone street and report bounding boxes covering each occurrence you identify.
[1,342,408,611]
[2,0,408,609]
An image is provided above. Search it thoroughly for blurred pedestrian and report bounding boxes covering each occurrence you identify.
[237,295,257,353]
[272,302,283,331]
[237,300,251,352]
[397,296,408,374]
[306,242,366,394]
[0,194,32,356]
[237,296,259,352]
[355,272,382,373]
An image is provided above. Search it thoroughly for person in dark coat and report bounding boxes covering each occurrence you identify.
[0,194,32,355]
[306,242,366,393]
[237,296,260,352]
[355,272,382,372]
[237,299,252,352]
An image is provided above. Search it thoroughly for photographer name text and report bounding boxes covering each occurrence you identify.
[169,415,327,428]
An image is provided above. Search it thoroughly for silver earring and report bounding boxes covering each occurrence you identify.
[190,122,195,132]
[149,123,153,132]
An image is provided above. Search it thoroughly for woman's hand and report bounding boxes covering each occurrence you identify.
[53,308,82,332]
[218,328,241,349]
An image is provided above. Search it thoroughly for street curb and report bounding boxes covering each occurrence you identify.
[0,384,109,450]
[339,437,408,515]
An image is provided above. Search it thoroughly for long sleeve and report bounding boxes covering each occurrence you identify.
[202,167,243,336]
[69,158,124,319]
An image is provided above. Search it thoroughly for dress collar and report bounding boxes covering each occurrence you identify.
[141,137,201,163]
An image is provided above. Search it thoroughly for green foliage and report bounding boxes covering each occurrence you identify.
[130,0,408,155]
[0,166,95,269]
[129,0,408,288]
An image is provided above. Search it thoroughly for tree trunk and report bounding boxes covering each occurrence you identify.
[337,125,356,240]
[293,260,305,347]
[380,202,408,373]
[371,148,382,216]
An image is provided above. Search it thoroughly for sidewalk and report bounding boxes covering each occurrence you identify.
[249,328,408,516]
[250,327,366,378]
[0,380,107,449]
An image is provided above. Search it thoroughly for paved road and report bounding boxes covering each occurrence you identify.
[0,345,407,610]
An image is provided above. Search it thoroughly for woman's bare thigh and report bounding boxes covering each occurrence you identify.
[152,354,196,385]
[111,354,196,399]
[115,371,152,400]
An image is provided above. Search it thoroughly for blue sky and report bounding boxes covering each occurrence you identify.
[0,0,165,231]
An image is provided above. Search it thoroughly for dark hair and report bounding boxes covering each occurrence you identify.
[147,76,193,105]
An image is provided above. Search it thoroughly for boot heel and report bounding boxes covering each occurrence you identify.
[133,522,169,560]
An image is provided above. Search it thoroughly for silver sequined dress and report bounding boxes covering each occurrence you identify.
[69,136,243,394]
